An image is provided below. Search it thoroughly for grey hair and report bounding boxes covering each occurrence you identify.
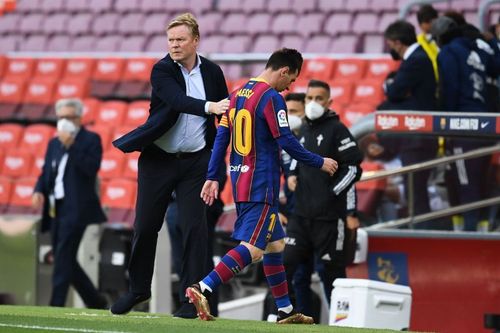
[55,98,84,117]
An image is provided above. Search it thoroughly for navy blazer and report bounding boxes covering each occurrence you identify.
[35,127,107,232]
[113,54,228,153]
[382,46,437,153]
[385,45,437,111]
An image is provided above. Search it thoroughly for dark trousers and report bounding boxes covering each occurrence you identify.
[166,195,222,315]
[128,144,210,304]
[50,201,102,307]
[446,139,492,231]
[400,147,436,229]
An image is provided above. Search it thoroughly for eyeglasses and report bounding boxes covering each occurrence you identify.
[57,115,80,120]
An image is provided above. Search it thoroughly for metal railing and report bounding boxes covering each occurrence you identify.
[359,144,500,230]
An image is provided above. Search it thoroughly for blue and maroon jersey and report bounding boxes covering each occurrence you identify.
[207,78,323,205]
[210,78,293,205]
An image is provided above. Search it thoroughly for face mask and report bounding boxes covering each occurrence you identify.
[57,118,77,135]
[288,114,303,132]
[389,48,401,60]
[305,101,325,121]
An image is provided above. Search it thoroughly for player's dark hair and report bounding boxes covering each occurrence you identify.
[285,92,306,103]
[444,10,467,26]
[265,48,303,74]
[417,4,438,24]
[308,80,330,94]
[384,20,417,46]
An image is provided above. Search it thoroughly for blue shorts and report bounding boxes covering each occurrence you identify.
[232,202,285,250]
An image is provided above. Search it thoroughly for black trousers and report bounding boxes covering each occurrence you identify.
[128,144,210,304]
[50,201,102,307]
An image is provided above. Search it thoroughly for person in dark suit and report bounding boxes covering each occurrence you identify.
[381,20,438,226]
[32,98,107,308]
[110,12,229,317]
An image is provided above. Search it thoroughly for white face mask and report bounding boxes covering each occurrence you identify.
[305,101,325,120]
[57,118,77,135]
[288,114,303,132]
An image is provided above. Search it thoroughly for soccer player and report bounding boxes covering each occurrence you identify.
[185,48,338,324]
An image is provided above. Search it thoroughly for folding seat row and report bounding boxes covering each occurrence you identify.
[99,149,139,180]
[0,57,154,120]
[0,147,45,179]
[0,176,39,215]
[100,177,137,226]
[0,174,138,225]
[0,123,54,153]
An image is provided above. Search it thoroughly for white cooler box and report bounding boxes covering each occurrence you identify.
[329,278,412,330]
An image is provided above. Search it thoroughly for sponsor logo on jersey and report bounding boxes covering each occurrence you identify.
[229,164,250,173]
[277,109,288,127]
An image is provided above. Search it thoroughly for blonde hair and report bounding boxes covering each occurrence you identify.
[166,13,200,39]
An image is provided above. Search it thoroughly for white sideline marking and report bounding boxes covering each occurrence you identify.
[0,323,132,333]
[66,312,161,319]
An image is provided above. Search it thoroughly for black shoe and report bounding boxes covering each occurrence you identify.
[110,292,151,315]
[173,302,198,319]
[277,309,314,324]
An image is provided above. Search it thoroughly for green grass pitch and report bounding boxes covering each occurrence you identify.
[0,305,418,333]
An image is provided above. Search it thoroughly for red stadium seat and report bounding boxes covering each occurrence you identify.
[23,78,56,105]
[33,58,66,81]
[351,79,384,105]
[101,178,137,225]
[91,58,125,98]
[302,58,336,81]
[7,177,38,214]
[341,103,375,127]
[29,150,45,178]
[122,152,139,180]
[19,124,55,154]
[88,124,113,151]
[333,59,367,81]
[112,125,135,144]
[357,160,387,217]
[63,58,96,80]
[95,100,128,127]
[0,123,24,150]
[0,177,13,213]
[54,78,90,100]
[125,100,149,126]
[0,150,4,173]
[328,80,354,106]
[4,58,36,81]
[115,58,154,98]
[2,148,33,178]
[0,77,26,119]
[19,78,56,120]
[365,59,400,80]
[99,149,125,180]
[0,56,6,77]
[81,98,100,125]
[289,78,309,93]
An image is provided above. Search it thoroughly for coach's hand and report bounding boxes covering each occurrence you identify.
[200,180,220,206]
[321,157,338,176]
[208,98,230,115]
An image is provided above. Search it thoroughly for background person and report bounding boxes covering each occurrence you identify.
[285,79,363,309]
[110,13,229,317]
[32,98,107,309]
[185,48,337,324]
